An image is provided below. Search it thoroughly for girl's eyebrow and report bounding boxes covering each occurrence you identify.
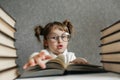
[51,32,69,35]
[48,33,58,36]
[49,33,61,35]
[49,32,56,34]
[48,33,60,36]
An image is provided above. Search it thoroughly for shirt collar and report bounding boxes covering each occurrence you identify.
[48,49,68,58]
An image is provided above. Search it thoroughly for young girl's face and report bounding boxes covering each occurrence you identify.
[46,26,70,55]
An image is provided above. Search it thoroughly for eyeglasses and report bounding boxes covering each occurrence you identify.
[47,33,71,42]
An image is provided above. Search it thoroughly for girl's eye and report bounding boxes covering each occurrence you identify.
[51,36,57,39]
[61,36,66,38]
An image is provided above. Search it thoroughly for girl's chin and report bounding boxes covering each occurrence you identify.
[56,53,62,55]
[56,49,64,53]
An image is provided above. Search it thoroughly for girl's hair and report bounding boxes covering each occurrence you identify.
[34,20,74,48]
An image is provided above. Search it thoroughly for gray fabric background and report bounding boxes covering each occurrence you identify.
[0,0,120,73]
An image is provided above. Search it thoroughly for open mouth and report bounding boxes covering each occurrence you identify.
[57,45,63,49]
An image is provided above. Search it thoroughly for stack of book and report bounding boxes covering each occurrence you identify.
[0,7,19,79]
[100,20,120,73]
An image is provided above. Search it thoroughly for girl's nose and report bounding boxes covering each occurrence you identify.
[57,36,63,43]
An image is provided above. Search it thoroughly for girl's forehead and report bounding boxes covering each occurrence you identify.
[50,28,65,35]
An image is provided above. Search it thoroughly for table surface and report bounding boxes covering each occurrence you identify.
[16,72,120,80]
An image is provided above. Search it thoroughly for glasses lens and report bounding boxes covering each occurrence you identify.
[48,34,58,42]
[62,33,70,42]
[47,33,70,42]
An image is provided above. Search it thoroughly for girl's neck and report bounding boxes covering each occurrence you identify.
[47,48,68,56]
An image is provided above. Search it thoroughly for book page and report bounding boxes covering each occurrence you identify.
[47,54,67,69]
[21,54,66,78]
[26,54,67,71]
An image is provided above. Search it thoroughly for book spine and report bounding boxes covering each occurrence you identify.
[0,65,18,72]
[0,43,17,50]
[101,20,120,32]
[99,39,120,47]
[0,17,16,31]
[0,7,16,27]
[0,7,16,22]
[0,30,16,41]
[100,30,120,40]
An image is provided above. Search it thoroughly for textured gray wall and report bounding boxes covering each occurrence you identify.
[0,0,120,73]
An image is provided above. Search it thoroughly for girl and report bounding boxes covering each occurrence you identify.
[23,20,88,69]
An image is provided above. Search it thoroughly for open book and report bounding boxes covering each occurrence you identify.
[20,54,106,78]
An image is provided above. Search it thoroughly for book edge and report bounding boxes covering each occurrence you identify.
[99,39,120,47]
[0,65,18,72]
[101,61,120,64]
[100,29,120,40]
[0,6,16,23]
[0,17,16,31]
[0,43,17,50]
[101,20,120,32]
[100,51,120,55]
[0,30,16,41]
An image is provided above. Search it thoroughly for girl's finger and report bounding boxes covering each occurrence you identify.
[29,58,36,66]
[35,57,46,69]
[23,63,30,69]
[37,51,52,60]
[45,55,53,60]
[37,51,45,57]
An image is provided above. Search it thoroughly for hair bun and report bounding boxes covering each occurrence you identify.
[63,19,73,34]
[34,25,44,42]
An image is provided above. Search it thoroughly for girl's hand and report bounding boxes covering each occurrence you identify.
[23,52,52,69]
[70,57,88,64]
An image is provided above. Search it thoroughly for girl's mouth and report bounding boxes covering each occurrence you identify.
[57,45,63,49]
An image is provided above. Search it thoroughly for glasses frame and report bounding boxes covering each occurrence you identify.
[47,32,71,42]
